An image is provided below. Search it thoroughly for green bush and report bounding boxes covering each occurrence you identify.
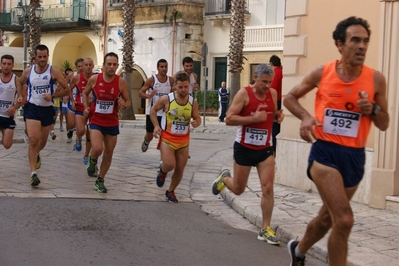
[195,90,219,110]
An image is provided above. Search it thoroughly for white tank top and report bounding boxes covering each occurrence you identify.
[0,74,17,118]
[27,64,56,107]
[146,74,172,116]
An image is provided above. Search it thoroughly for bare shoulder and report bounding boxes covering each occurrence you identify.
[373,70,386,88]
[307,65,324,82]
[72,73,80,82]
[88,74,98,83]
[233,86,250,104]
[270,88,277,97]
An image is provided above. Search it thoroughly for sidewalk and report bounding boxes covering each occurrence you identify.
[4,114,399,266]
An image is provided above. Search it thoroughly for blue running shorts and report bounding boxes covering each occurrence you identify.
[307,140,365,188]
[23,102,55,127]
[89,124,119,136]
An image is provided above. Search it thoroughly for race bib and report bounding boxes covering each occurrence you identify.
[0,100,12,112]
[32,85,50,98]
[322,108,361,138]
[171,121,189,134]
[244,127,267,146]
[95,100,114,114]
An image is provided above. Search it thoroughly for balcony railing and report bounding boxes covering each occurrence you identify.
[0,1,99,26]
[244,25,284,51]
[205,0,250,15]
[42,2,98,21]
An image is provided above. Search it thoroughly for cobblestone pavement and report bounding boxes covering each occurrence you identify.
[2,114,399,266]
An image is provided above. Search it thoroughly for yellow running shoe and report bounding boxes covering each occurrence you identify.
[257,226,280,245]
[212,169,230,195]
[35,154,41,169]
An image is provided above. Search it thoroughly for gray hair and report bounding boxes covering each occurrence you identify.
[254,64,274,77]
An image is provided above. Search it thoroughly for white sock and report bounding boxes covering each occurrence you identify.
[295,244,305,258]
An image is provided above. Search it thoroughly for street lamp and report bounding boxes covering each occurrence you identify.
[15,1,44,69]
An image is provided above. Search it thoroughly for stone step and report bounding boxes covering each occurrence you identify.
[386,195,399,212]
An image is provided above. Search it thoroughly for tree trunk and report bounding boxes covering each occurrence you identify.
[229,72,241,103]
[119,71,136,120]
[29,0,41,61]
[120,0,136,120]
[228,0,246,101]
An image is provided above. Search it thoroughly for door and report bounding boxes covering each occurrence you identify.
[214,57,227,90]
[72,0,86,21]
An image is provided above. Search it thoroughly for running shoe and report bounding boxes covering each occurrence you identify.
[141,140,149,152]
[60,126,64,132]
[83,155,89,165]
[67,138,72,143]
[156,162,167,187]
[165,190,178,203]
[287,240,306,266]
[74,140,82,151]
[87,159,98,177]
[257,226,280,245]
[35,154,41,169]
[50,131,56,140]
[94,178,108,193]
[67,130,73,141]
[30,173,40,187]
[24,134,29,144]
[212,169,230,195]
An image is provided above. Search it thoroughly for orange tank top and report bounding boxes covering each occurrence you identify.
[314,60,374,148]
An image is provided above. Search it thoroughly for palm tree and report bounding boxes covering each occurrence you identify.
[228,0,246,101]
[29,0,42,61]
[120,0,136,120]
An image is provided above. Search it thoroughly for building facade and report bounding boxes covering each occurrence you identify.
[279,0,399,211]
[203,0,285,90]
[0,0,104,72]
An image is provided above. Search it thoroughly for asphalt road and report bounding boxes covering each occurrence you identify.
[0,197,326,266]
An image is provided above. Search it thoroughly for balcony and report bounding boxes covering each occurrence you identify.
[244,25,284,51]
[0,1,99,32]
[205,0,250,27]
[205,0,249,15]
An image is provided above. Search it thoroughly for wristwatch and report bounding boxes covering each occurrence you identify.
[371,103,381,116]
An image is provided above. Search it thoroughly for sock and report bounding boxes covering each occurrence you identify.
[295,244,305,258]
[159,167,166,174]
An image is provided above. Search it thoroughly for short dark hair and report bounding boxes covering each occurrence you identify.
[35,44,49,55]
[64,68,73,75]
[175,72,190,83]
[333,16,371,47]
[103,52,119,64]
[1,54,14,63]
[182,56,193,65]
[157,59,167,67]
[269,55,281,67]
[75,58,84,66]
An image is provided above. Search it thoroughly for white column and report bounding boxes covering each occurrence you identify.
[369,0,399,208]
